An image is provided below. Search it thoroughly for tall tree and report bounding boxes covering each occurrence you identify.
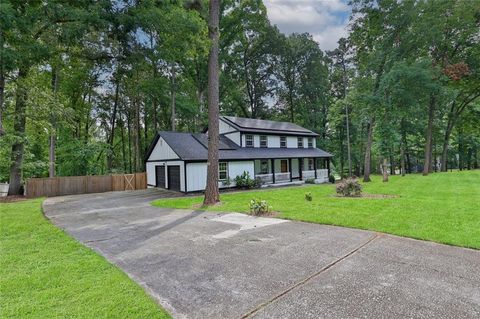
[204,0,221,205]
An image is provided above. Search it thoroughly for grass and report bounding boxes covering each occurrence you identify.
[152,170,480,249]
[0,199,170,319]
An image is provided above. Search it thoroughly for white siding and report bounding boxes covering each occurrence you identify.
[291,159,299,178]
[224,131,241,146]
[268,135,280,148]
[286,136,297,148]
[253,135,260,148]
[186,161,254,192]
[148,137,179,160]
[219,119,237,134]
[146,162,158,186]
[146,160,185,191]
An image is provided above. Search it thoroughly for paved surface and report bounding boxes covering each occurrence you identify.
[43,189,480,319]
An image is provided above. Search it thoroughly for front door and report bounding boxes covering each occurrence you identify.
[280,160,288,173]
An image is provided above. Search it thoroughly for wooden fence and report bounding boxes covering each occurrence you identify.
[26,173,147,198]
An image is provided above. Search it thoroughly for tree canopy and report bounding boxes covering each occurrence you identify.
[1,0,479,194]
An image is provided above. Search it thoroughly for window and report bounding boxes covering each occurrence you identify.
[260,135,268,148]
[245,134,254,148]
[260,160,269,174]
[308,138,313,148]
[280,136,287,148]
[297,137,304,148]
[219,162,228,180]
[308,158,314,170]
[280,160,288,173]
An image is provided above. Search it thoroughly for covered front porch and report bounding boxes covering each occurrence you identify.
[254,158,330,185]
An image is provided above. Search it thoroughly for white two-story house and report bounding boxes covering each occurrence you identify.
[145,116,332,192]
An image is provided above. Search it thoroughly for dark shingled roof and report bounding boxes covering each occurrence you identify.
[220,116,319,137]
[146,131,332,161]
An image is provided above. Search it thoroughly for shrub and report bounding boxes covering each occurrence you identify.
[234,171,259,189]
[305,177,315,184]
[254,177,263,188]
[249,199,272,216]
[305,192,313,201]
[336,178,362,197]
[222,177,232,187]
[328,174,336,184]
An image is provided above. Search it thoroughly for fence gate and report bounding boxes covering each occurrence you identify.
[124,174,135,190]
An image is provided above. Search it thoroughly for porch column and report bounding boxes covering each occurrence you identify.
[271,158,275,184]
[288,158,292,181]
[314,157,317,179]
[299,158,303,181]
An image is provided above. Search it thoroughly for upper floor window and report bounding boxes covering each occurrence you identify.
[280,136,287,148]
[219,162,228,180]
[260,135,267,148]
[308,138,313,148]
[260,160,269,174]
[245,134,254,148]
[297,137,304,148]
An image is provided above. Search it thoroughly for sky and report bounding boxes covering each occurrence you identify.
[263,0,351,51]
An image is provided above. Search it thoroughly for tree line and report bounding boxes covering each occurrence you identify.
[1,0,479,195]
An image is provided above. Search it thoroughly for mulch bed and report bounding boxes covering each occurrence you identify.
[0,195,28,203]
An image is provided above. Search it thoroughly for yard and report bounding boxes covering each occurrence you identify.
[0,199,170,319]
[152,170,480,249]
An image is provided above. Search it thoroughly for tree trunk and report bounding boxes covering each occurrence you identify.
[423,94,435,175]
[203,0,220,205]
[171,65,176,131]
[345,103,352,177]
[363,118,375,182]
[49,66,59,178]
[0,63,5,137]
[382,158,388,182]
[134,99,141,172]
[107,79,120,171]
[8,68,29,195]
[400,142,406,176]
[440,117,455,172]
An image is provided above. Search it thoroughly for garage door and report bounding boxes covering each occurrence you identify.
[155,165,165,188]
[167,165,181,191]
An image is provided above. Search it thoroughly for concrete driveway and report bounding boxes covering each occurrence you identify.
[43,189,480,319]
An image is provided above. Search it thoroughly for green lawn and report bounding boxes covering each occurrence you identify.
[152,170,480,249]
[0,199,170,319]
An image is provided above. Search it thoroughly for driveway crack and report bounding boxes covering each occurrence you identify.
[240,233,381,319]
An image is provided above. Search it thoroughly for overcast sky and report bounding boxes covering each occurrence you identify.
[263,0,351,51]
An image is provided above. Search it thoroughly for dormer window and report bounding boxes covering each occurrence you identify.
[280,136,287,148]
[297,137,304,148]
[308,138,313,148]
[245,134,254,148]
[260,135,267,148]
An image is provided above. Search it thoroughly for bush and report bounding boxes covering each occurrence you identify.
[336,178,362,197]
[305,177,315,184]
[249,199,272,216]
[328,174,336,184]
[305,192,312,201]
[254,177,263,188]
[235,171,260,189]
[222,177,232,187]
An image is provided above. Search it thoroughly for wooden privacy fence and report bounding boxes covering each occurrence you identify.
[26,173,147,198]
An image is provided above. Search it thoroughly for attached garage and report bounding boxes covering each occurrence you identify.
[155,165,165,188]
[167,165,181,191]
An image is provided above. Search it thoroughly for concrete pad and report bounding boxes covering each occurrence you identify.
[43,190,480,319]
